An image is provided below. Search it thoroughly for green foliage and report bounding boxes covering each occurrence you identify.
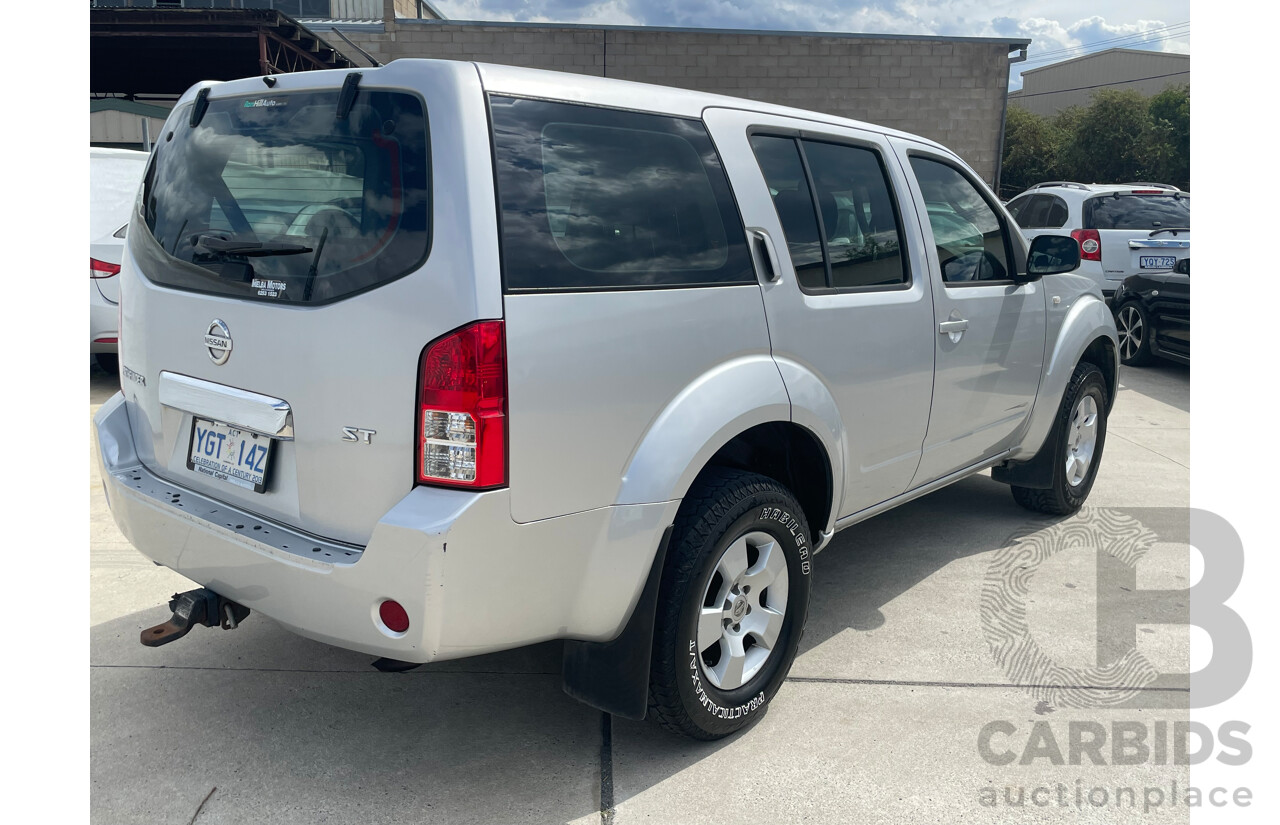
[1001,85,1190,195]
[1000,106,1062,195]
[1143,86,1190,191]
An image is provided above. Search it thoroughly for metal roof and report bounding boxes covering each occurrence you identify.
[1019,46,1189,77]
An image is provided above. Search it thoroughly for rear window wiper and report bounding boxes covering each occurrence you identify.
[1149,227,1190,237]
[192,233,312,257]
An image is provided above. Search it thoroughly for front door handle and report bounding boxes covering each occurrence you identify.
[939,317,968,344]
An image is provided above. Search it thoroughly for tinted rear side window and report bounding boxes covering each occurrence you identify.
[748,135,826,291]
[801,140,907,289]
[138,90,430,305]
[1084,194,1190,230]
[490,96,753,291]
[750,135,907,291]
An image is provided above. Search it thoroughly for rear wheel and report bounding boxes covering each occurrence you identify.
[1115,302,1154,366]
[649,468,813,740]
[1011,361,1109,516]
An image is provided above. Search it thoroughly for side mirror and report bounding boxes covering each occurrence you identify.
[1173,258,1190,275]
[1023,234,1081,280]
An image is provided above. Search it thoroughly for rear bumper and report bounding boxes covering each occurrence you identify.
[95,392,676,663]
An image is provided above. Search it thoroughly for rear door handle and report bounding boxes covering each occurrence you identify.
[750,228,781,283]
[938,319,969,333]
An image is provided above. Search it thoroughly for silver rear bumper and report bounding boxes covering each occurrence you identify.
[95,392,676,662]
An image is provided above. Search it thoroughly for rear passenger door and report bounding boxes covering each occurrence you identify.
[890,141,1047,486]
[703,108,936,517]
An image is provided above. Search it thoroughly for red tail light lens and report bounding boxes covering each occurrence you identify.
[416,320,506,489]
[90,257,121,279]
[1071,229,1102,262]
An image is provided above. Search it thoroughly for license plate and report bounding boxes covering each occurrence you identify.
[1140,256,1177,269]
[187,418,273,493]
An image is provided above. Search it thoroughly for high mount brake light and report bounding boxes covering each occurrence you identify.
[416,320,507,489]
[1071,229,1102,262]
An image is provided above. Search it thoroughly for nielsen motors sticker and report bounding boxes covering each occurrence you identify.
[243,98,287,109]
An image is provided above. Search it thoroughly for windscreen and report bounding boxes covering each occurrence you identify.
[137,89,429,305]
[1084,194,1190,231]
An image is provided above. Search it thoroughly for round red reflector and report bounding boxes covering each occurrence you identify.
[379,600,410,633]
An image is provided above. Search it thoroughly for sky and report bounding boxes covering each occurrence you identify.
[428,1,1191,90]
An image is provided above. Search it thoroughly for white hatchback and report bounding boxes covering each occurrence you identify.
[90,147,150,372]
[1006,182,1190,298]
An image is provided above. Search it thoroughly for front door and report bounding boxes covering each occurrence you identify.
[890,140,1047,486]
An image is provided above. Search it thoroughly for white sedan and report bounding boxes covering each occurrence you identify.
[91,147,149,372]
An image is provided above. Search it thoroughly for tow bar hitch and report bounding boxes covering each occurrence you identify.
[140,588,250,647]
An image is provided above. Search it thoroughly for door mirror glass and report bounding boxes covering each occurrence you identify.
[1025,234,1080,278]
[1173,258,1190,275]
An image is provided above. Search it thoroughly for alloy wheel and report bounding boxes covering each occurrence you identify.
[696,531,789,690]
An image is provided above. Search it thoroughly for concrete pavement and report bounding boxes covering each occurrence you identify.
[90,359,1191,824]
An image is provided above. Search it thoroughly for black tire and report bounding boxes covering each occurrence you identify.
[649,468,813,740]
[1011,361,1109,515]
[1114,302,1154,366]
[94,353,119,374]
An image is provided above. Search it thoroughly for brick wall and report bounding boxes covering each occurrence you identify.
[335,21,1015,184]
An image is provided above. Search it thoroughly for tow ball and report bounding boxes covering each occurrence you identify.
[139,588,251,647]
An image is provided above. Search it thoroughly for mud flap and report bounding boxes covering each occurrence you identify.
[561,525,673,720]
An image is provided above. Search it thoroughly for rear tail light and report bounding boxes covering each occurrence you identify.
[416,320,507,489]
[90,258,121,279]
[1071,229,1102,262]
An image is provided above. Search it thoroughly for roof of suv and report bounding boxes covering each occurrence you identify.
[1018,181,1186,198]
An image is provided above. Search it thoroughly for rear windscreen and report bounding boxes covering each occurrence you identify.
[136,89,429,305]
[1084,194,1190,231]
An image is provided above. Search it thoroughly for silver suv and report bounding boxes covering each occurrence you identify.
[96,60,1119,740]
[1005,182,1190,298]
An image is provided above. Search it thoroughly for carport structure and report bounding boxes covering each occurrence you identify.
[91,7,356,99]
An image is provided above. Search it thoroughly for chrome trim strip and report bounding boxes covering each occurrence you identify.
[833,450,1014,531]
[158,371,295,440]
[1127,239,1190,249]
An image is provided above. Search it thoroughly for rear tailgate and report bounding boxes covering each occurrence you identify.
[1126,235,1191,277]
[1085,190,1190,291]
[117,61,501,546]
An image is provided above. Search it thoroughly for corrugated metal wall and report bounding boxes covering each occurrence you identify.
[331,0,381,18]
[1013,49,1190,116]
[91,110,169,148]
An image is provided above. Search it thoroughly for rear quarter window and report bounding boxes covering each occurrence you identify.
[489,96,753,292]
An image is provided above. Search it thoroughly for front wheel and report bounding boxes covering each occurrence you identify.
[649,468,813,740]
[1011,361,1109,515]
